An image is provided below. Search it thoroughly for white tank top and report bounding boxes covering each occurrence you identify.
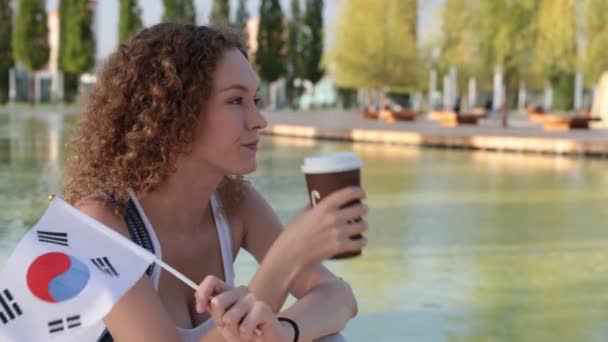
[129,192,235,342]
[76,192,235,342]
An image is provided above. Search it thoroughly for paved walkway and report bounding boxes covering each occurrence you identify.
[262,111,608,157]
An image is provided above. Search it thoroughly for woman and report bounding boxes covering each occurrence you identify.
[63,23,368,342]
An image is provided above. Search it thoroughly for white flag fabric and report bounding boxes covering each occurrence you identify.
[0,196,157,341]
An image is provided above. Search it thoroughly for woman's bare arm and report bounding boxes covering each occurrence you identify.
[240,185,359,341]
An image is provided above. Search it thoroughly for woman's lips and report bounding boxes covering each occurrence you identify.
[242,141,258,152]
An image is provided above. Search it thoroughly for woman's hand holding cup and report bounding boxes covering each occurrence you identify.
[279,186,369,268]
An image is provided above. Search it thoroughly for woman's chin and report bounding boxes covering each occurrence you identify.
[235,162,257,175]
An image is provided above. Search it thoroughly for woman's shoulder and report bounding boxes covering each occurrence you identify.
[234,183,283,232]
[74,195,130,239]
[233,183,271,217]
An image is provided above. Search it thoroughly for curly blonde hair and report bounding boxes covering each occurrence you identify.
[63,23,247,211]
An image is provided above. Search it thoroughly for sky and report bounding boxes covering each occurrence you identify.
[44,0,445,60]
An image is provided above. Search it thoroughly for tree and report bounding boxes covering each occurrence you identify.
[256,0,286,83]
[475,0,540,126]
[0,0,13,103]
[235,0,249,34]
[119,0,143,42]
[13,0,48,72]
[326,0,418,94]
[582,0,608,86]
[210,0,230,27]
[60,0,95,102]
[162,0,196,24]
[533,0,577,77]
[440,0,480,87]
[301,0,324,86]
[532,0,577,110]
[286,0,303,107]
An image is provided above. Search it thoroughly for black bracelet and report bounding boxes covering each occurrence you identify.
[278,317,299,342]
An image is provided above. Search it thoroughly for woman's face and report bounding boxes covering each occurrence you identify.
[193,48,267,176]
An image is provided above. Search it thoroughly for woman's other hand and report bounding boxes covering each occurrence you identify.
[195,275,293,342]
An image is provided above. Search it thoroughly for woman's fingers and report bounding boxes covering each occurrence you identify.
[340,219,368,239]
[335,203,368,224]
[222,293,256,338]
[194,275,230,313]
[318,187,365,211]
[208,286,249,327]
[238,301,268,340]
[340,234,368,254]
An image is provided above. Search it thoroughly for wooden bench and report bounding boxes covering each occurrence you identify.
[378,109,422,123]
[529,112,546,123]
[360,108,379,119]
[430,110,483,127]
[540,115,602,131]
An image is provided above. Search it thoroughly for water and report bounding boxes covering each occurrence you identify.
[2,111,608,341]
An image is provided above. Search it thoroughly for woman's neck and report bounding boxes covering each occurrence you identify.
[137,157,225,234]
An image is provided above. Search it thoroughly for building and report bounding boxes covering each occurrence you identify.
[244,18,259,64]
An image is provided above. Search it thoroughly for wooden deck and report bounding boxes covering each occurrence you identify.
[261,111,608,157]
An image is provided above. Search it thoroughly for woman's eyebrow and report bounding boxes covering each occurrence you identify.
[219,84,260,93]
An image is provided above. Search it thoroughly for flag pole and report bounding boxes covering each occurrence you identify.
[153,258,198,290]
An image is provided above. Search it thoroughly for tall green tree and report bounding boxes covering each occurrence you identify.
[235,0,249,32]
[119,0,143,42]
[162,0,196,24]
[440,0,479,87]
[475,0,540,125]
[301,0,324,86]
[13,0,49,72]
[0,0,13,103]
[256,0,286,83]
[582,0,608,86]
[326,0,418,93]
[60,0,95,102]
[532,0,577,110]
[533,0,577,77]
[210,0,230,27]
[286,0,303,107]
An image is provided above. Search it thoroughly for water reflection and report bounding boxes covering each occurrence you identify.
[0,112,68,261]
[254,135,608,341]
[1,113,608,341]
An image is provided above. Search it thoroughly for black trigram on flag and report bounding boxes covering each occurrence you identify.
[91,257,119,277]
[0,289,22,324]
[36,230,68,246]
[48,315,81,334]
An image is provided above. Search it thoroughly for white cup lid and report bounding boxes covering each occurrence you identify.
[301,152,363,174]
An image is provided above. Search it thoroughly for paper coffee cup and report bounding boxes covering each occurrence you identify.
[301,152,364,259]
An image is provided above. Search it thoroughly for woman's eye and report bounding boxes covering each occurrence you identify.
[254,97,262,107]
[228,97,243,105]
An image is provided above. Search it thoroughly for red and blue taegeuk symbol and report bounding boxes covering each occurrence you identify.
[26,252,90,303]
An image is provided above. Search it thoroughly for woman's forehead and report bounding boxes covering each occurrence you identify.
[214,49,258,92]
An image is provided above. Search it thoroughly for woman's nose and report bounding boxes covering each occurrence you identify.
[248,107,267,130]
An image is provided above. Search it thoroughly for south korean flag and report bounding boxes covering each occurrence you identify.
[0,196,157,341]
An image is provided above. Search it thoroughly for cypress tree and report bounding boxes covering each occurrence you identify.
[235,0,249,32]
[301,0,324,85]
[119,0,143,42]
[59,0,95,102]
[256,0,286,83]
[13,0,49,72]
[209,0,230,27]
[286,0,303,107]
[0,1,13,103]
[162,0,196,24]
